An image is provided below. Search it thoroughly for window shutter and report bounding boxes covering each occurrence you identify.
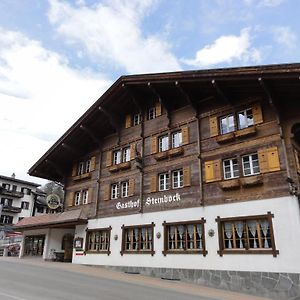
[125,114,132,128]
[150,136,158,154]
[67,191,74,207]
[128,179,135,196]
[181,126,189,145]
[209,116,219,137]
[150,175,157,193]
[71,163,77,177]
[183,166,191,187]
[253,103,263,124]
[103,185,110,201]
[155,102,162,117]
[88,188,93,203]
[106,151,112,167]
[267,147,280,172]
[295,149,300,174]
[90,156,96,171]
[205,160,221,182]
[130,143,135,160]
[258,149,268,173]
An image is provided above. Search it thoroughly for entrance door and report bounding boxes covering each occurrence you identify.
[62,234,74,262]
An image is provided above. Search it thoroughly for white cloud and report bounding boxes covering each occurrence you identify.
[182,28,261,68]
[47,0,181,74]
[272,26,297,49]
[0,27,111,183]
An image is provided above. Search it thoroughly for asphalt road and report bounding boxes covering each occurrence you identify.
[0,260,217,300]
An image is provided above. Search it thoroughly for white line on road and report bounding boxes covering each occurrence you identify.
[0,291,29,300]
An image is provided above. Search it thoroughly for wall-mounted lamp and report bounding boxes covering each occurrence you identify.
[156,232,161,239]
[114,234,118,241]
[208,229,215,237]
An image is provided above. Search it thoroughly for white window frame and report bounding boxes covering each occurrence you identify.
[111,183,119,199]
[122,147,131,163]
[133,113,141,126]
[159,172,170,191]
[171,131,182,148]
[121,181,129,198]
[238,108,254,130]
[78,162,84,175]
[223,158,239,179]
[172,169,183,189]
[148,107,155,120]
[82,190,89,205]
[75,191,81,206]
[220,114,235,135]
[242,153,260,176]
[85,159,91,173]
[113,150,122,165]
[159,135,169,152]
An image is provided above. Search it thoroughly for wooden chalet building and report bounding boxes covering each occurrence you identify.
[15,63,300,298]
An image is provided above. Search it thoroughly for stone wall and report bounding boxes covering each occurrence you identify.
[103,266,300,299]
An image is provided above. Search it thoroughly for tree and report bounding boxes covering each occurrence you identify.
[41,181,64,200]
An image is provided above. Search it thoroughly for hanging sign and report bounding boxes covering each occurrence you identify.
[46,194,61,210]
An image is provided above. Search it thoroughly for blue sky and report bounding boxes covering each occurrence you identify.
[0,0,299,184]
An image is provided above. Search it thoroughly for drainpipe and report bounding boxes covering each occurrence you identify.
[196,113,204,206]
[139,112,145,214]
[94,149,102,218]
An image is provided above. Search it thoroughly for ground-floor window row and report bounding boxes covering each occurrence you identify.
[82,212,278,257]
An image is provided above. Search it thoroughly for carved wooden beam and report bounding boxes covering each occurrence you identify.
[147,82,171,127]
[45,159,65,179]
[175,81,198,114]
[211,79,231,104]
[122,84,142,112]
[61,143,80,156]
[80,125,101,146]
[98,106,121,144]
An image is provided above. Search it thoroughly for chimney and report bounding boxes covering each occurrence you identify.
[11,173,16,178]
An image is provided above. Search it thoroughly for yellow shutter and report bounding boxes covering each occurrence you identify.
[155,102,162,117]
[295,149,300,173]
[267,147,280,172]
[183,166,191,187]
[209,116,219,137]
[205,160,221,182]
[258,149,268,173]
[150,175,157,193]
[150,136,158,154]
[130,143,135,160]
[182,126,189,145]
[90,156,96,171]
[125,114,132,128]
[253,103,263,124]
[71,163,77,177]
[88,188,93,203]
[106,151,112,167]
[103,185,110,201]
[128,179,135,196]
[67,191,74,207]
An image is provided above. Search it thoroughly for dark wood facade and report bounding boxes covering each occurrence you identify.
[28,64,300,219]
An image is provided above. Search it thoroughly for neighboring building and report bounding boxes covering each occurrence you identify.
[15,64,300,299]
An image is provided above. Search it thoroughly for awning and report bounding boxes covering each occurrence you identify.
[13,209,88,231]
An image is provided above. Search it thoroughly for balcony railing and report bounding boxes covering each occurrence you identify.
[2,205,22,213]
[0,189,24,198]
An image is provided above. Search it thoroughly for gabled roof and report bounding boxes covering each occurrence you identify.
[28,63,300,182]
[0,175,40,187]
[13,209,87,230]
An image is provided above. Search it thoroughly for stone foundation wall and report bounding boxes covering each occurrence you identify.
[103,266,300,299]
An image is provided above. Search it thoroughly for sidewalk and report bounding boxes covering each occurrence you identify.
[0,256,270,300]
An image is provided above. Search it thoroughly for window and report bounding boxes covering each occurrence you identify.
[21,201,29,210]
[159,172,169,191]
[121,223,154,255]
[238,108,254,130]
[111,183,119,199]
[2,183,10,189]
[0,198,12,207]
[172,170,183,188]
[78,162,85,175]
[216,213,278,257]
[12,185,17,191]
[242,153,260,176]
[220,114,235,134]
[158,135,169,152]
[86,228,111,254]
[75,192,81,206]
[85,159,91,173]
[121,181,129,198]
[133,113,141,126]
[148,107,155,120]
[113,148,131,165]
[82,190,89,205]
[36,206,44,213]
[172,131,182,148]
[163,220,207,255]
[223,158,239,179]
[0,215,13,224]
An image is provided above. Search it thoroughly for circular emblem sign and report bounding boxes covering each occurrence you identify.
[46,194,61,210]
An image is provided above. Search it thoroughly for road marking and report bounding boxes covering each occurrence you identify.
[0,291,29,300]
